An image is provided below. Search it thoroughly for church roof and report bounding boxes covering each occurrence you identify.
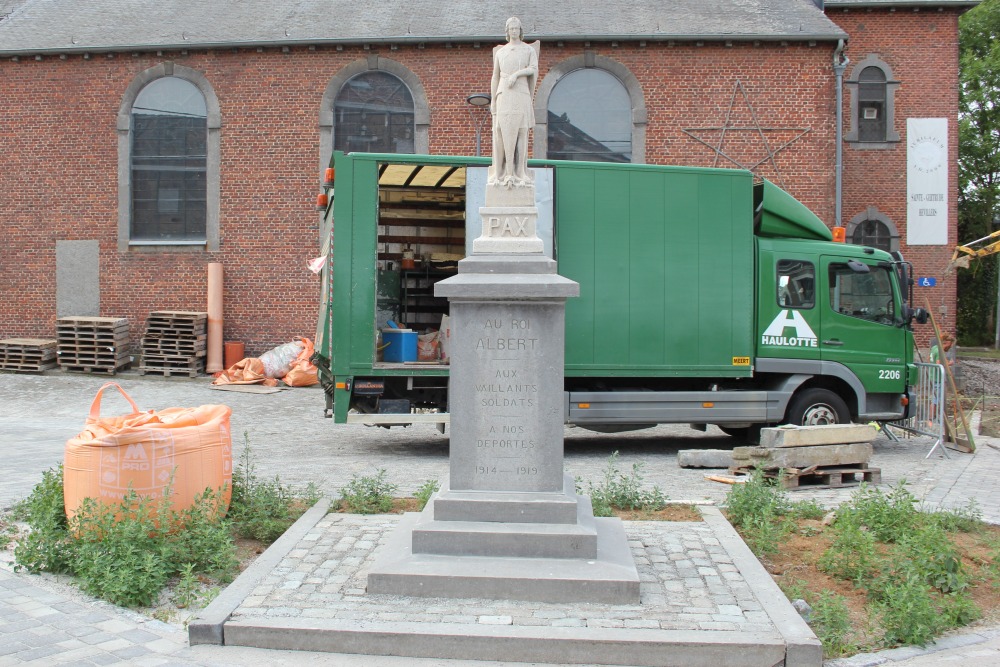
[0,0,848,56]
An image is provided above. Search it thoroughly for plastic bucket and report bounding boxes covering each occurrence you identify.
[382,329,417,362]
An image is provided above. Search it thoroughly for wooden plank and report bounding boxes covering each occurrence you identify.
[925,299,975,452]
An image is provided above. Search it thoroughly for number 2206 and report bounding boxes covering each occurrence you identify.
[878,369,901,380]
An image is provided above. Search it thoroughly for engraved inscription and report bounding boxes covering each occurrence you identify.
[473,317,541,480]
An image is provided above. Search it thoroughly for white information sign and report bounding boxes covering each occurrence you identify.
[906,118,948,245]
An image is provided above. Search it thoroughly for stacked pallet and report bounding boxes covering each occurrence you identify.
[730,424,881,490]
[0,338,58,372]
[57,316,131,374]
[138,311,207,377]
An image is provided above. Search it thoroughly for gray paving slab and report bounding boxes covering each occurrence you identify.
[1,371,1000,665]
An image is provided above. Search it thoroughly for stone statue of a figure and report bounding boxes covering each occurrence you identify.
[489,17,540,188]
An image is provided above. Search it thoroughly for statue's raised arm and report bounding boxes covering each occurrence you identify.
[489,17,540,189]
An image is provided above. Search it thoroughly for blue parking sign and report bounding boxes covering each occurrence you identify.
[918,277,937,287]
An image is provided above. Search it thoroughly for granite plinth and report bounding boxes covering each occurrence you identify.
[367,510,639,603]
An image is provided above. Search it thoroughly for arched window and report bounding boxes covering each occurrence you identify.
[546,68,631,163]
[845,56,900,146]
[334,71,415,154]
[130,77,207,242]
[535,53,646,163]
[858,67,887,142]
[118,63,221,252]
[847,207,900,253]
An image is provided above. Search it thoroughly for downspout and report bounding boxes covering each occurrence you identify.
[833,40,849,228]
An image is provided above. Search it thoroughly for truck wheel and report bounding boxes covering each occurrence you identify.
[786,389,849,426]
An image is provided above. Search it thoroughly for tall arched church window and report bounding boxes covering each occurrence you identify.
[130,77,208,242]
[546,68,632,163]
[118,64,220,252]
[534,53,646,163]
[845,56,900,146]
[334,71,415,154]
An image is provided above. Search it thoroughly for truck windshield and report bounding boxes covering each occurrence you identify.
[829,263,896,326]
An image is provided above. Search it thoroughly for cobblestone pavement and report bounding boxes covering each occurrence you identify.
[2,371,1000,665]
[233,514,771,633]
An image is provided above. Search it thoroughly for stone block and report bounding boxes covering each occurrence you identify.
[733,443,872,469]
[759,424,877,448]
[677,449,734,468]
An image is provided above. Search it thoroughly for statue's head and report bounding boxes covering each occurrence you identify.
[505,17,523,41]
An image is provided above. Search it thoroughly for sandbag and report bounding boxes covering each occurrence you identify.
[64,382,232,522]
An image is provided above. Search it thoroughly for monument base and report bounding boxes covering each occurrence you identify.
[368,474,639,603]
[368,514,639,605]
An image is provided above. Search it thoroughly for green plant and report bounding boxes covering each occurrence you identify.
[173,563,202,609]
[230,433,321,542]
[896,523,967,594]
[70,492,173,607]
[724,468,793,556]
[12,464,239,609]
[874,572,944,648]
[779,576,810,602]
[414,479,440,511]
[811,591,856,658]
[818,515,879,584]
[339,469,398,514]
[838,482,918,543]
[930,500,983,533]
[788,498,827,521]
[587,452,667,517]
[11,465,74,574]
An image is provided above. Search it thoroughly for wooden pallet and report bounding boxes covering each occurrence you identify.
[139,311,208,377]
[137,365,202,377]
[144,311,208,336]
[0,338,58,372]
[731,464,881,491]
[57,317,130,374]
[61,361,132,375]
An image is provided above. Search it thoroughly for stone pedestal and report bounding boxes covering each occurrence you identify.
[367,177,639,605]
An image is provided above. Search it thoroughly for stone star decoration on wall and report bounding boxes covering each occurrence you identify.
[682,80,810,189]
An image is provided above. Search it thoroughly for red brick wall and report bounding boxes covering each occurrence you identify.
[828,7,963,346]
[0,11,961,352]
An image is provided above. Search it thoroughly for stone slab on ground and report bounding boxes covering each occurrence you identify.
[759,424,878,448]
[732,442,873,469]
[193,503,821,666]
[677,449,734,468]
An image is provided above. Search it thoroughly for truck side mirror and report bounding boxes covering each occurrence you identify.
[909,307,929,325]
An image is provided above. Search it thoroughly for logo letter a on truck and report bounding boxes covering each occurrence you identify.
[762,310,817,346]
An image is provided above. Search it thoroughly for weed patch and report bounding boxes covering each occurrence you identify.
[584,451,667,517]
[338,469,399,514]
[739,478,1000,657]
[229,434,321,542]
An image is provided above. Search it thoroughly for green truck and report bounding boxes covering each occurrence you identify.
[314,152,926,440]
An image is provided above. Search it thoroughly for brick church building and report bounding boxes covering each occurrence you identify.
[0,0,974,355]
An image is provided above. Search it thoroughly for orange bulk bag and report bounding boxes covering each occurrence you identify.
[64,382,233,522]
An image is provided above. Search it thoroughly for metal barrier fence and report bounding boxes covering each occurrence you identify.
[883,362,947,458]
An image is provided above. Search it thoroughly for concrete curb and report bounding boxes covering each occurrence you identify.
[223,618,788,666]
[188,496,332,645]
[701,506,823,667]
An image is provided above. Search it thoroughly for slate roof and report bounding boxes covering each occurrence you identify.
[0,0,848,56]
